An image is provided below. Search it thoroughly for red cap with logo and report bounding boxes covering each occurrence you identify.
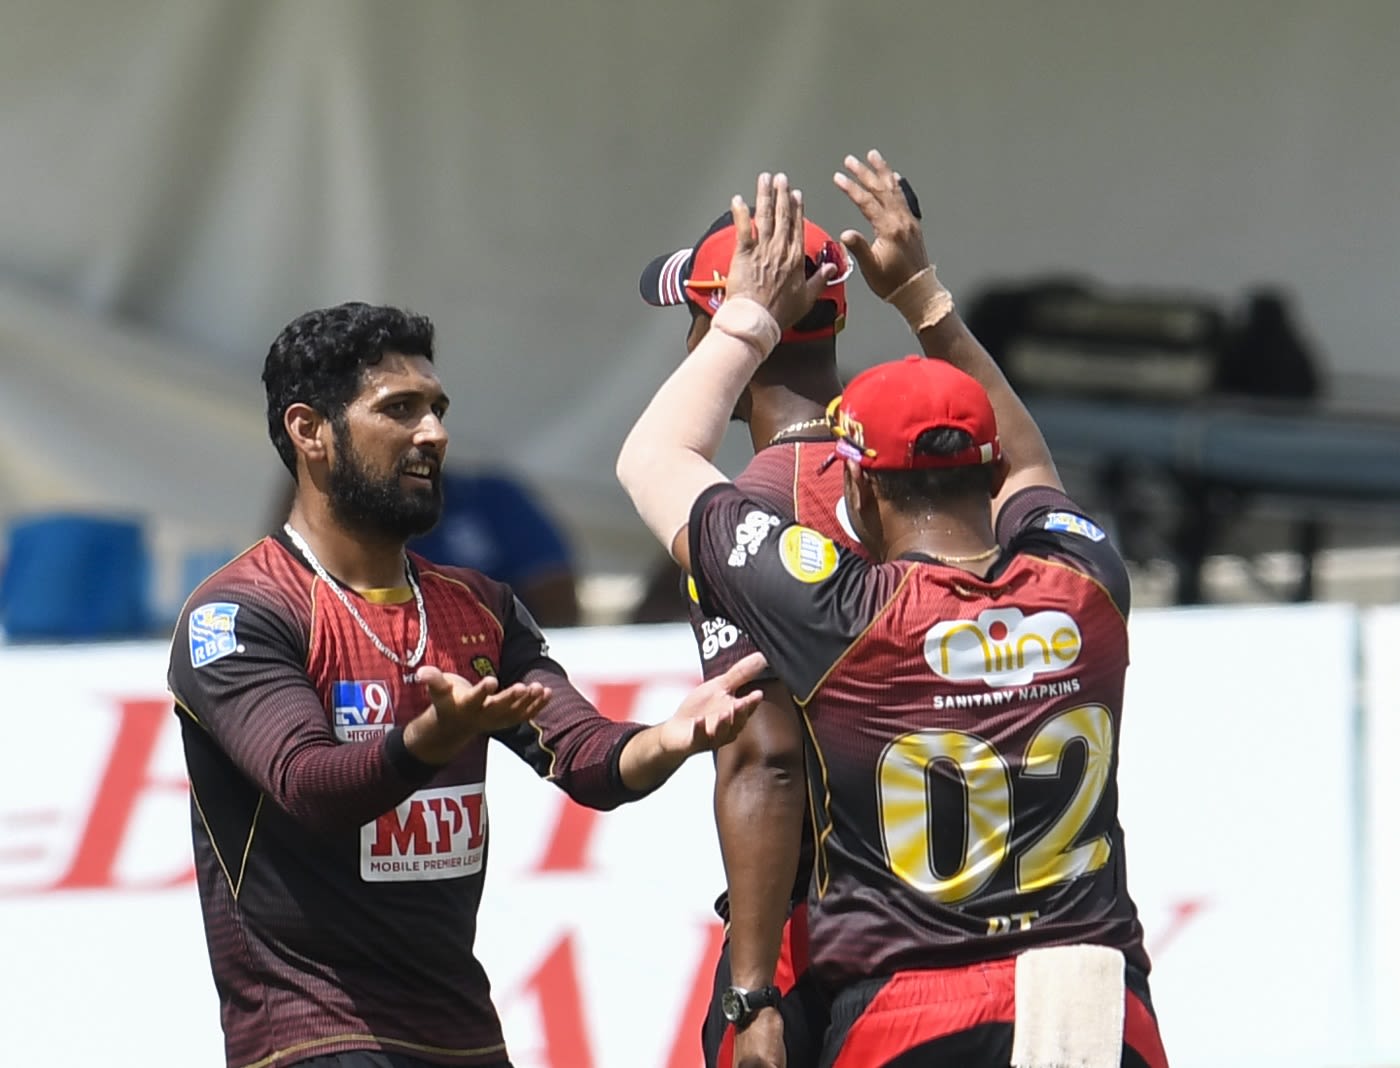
[825,356,1002,470]
[639,211,853,343]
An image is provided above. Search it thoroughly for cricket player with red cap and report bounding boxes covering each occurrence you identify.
[617,159,1169,1068]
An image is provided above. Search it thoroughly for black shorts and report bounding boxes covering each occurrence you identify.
[820,957,1168,1068]
[702,903,829,1068]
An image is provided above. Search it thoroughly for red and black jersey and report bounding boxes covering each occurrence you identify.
[685,439,867,918]
[167,531,648,1068]
[689,483,1148,993]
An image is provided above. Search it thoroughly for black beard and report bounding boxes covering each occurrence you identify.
[326,422,442,541]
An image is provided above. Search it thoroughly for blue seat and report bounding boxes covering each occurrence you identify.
[0,513,151,641]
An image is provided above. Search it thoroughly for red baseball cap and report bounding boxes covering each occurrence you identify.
[639,210,853,342]
[826,356,1002,470]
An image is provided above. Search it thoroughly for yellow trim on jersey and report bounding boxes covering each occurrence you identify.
[793,565,919,707]
[188,780,236,898]
[1029,554,1130,628]
[305,577,323,675]
[789,443,804,515]
[421,570,507,638]
[172,694,202,728]
[360,585,413,605]
[798,707,836,898]
[234,794,263,898]
[236,1033,508,1068]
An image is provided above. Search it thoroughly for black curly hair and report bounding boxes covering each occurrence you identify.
[262,302,435,476]
[868,428,999,512]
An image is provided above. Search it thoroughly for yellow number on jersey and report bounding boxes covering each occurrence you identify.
[876,704,1114,904]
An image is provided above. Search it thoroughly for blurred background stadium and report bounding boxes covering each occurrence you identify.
[0,2,1397,1066]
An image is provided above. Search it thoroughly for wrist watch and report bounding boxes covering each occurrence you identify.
[720,984,782,1030]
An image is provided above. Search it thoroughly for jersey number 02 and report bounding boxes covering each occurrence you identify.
[876,703,1114,905]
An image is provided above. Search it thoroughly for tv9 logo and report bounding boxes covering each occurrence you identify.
[332,680,393,741]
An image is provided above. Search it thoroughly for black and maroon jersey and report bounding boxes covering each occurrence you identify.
[167,531,648,1068]
[686,439,866,920]
[688,483,1148,992]
[687,440,865,680]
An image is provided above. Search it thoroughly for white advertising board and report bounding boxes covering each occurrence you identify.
[0,608,1374,1067]
[1363,606,1400,1062]
[1117,605,1361,1068]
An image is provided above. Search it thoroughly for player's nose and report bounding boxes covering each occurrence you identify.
[415,411,449,452]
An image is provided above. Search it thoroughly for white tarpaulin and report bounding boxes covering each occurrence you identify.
[1,1,1398,572]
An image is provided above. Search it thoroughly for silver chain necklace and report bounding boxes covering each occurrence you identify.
[766,417,829,447]
[283,523,428,681]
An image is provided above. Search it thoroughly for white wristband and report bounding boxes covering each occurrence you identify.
[887,266,955,334]
[712,297,782,360]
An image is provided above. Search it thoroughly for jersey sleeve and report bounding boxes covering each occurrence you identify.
[490,592,651,809]
[687,484,885,703]
[996,486,1132,617]
[167,587,438,833]
[683,449,797,682]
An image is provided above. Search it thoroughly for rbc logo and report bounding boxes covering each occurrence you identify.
[332,680,392,740]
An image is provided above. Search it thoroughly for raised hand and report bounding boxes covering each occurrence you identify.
[404,666,552,764]
[725,172,838,334]
[834,149,931,300]
[658,651,769,757]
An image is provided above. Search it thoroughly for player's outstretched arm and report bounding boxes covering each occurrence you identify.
[834,149,1062,514]
[616,172,836,570]
[615,652,769,791]
[402,667,550,765]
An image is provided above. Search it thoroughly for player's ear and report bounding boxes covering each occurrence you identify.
[685,308,711,353]
[285,403,330,465]
[845,460,872,511]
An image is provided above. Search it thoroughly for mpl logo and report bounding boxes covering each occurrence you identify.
[924,608,1082,687]
[361,783,486,882]
[332,680,393,741]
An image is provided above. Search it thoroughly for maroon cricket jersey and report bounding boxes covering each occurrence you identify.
[685,439,867,919]
[689,484,1148,992]
[167,531,648,1068]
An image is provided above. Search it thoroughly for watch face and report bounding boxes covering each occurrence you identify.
[720,988,745,1023]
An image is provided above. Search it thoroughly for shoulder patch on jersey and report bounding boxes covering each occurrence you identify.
[189,602,242,668]
[779,526,839,584]
[1042,511,1106,542]
[728,510,782,567]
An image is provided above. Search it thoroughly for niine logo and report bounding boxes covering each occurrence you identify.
[924,608,1081,687]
